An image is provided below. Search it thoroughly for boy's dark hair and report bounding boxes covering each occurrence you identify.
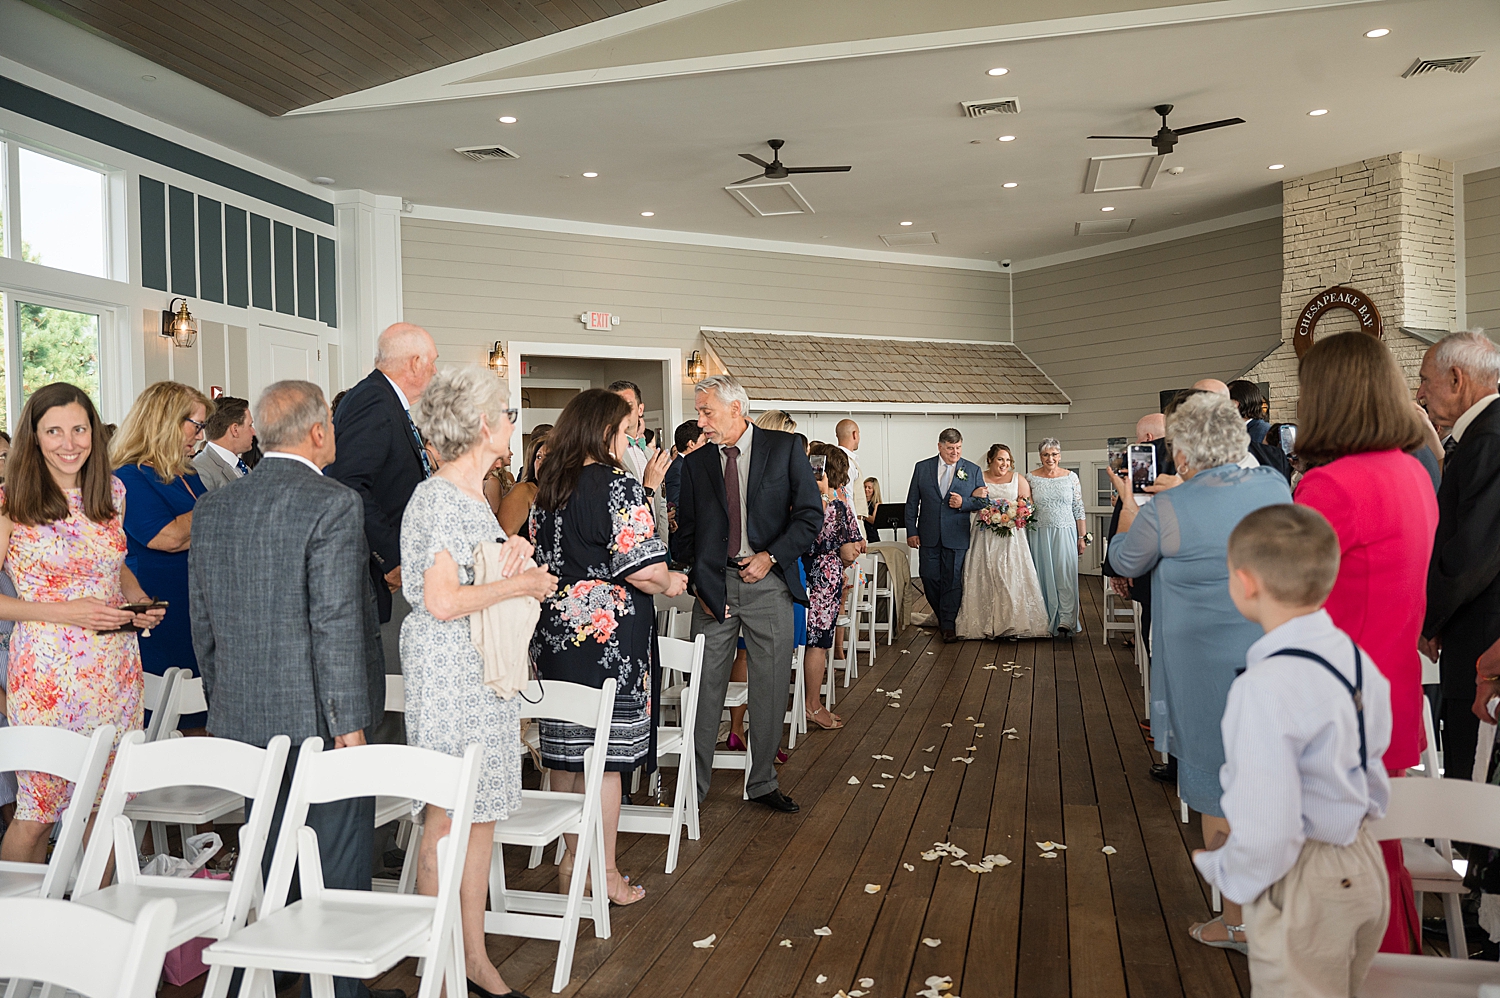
[205,396,250,440]
[1228,504,1341,606]
[674,419,703,454]
[1227,380,1265,420]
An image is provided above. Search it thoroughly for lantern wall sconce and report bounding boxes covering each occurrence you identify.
[487,341,507,377]
[161,298,198,348]
[686,349,706,382]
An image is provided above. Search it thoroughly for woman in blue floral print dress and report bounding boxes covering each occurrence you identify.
[529,389,688,906]
[801,444,863,731]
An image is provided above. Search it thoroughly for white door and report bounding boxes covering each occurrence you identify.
[251,326,325,399]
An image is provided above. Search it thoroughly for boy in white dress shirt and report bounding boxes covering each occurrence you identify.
[1195,504,1392,997]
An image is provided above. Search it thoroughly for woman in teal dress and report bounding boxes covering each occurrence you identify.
[1026,438,1086,635]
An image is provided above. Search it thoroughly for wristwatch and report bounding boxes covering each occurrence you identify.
[767,553,778,565]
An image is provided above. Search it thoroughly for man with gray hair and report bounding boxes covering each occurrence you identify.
[190,380,392,998]
[1418,330,1500,777]
[905,428,985,642]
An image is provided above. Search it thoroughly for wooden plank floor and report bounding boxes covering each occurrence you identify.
[164,580,1247,998]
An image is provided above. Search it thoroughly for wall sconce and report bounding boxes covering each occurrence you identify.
[686,349,706,382]
[160,298,198,348]
[487,340,507,377]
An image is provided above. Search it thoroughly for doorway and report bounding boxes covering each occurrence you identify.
[252,325,325,397]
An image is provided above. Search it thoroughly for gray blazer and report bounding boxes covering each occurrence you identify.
[192,445,240,492]
[189,456,384,747]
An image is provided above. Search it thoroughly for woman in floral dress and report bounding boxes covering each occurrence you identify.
[0,383,165,864]
[802,444,863,730]
[529,389,688,906]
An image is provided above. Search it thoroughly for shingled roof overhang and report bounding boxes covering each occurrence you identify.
[700,329,1070,415]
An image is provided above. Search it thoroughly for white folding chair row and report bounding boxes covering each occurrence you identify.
[784,645,807,750]
[657,606,695,725]
[1100,555,1135,645]
[1400,696,1469,959]
[619,635,705,873]
[0,724,115,900]
[205,738,482,998]
[864,550,896,645]
[833,566,864,688]
[73,732,291,997]
[0,895,176,998]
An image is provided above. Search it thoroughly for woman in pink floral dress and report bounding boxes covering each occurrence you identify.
[0,383,164,864]
[529,389,687,905]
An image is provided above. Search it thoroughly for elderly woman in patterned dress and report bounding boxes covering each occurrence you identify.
[401,365,558,998]
[528,389,688,907]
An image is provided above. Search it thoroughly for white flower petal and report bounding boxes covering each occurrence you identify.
[921,850,941,861]
[848,776,861,785]
[974,722,986,728]
[941,723,953,728]
[902,771,916,779]
[922,937,942,947]
[864,883,882,894]
[924,745,936,752]
[903,862,915,871]
[779,939,793,948]
[1102,845,1117,855]
[814,926,833,936]
[1006,734,1019,740]
[882,773,895,779]
[871,784,886,789]
[923,765,935,772]
[693,934,717,948]
[817,975,828,984]
[859,978,875,988]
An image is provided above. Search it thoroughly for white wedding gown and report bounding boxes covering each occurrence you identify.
[955,477,1052,640]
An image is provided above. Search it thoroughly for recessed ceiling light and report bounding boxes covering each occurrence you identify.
[640,211,654,217]
[311,176,336,186]
[900,220,913,226]
[582,172,598,178]
[1365,27,1389,38]
[498,115,517,123]
[987,67,1009,77]
[1308,108,1328,116]
[1101,206,1115,212]
[1002,182,1018,188]
[998,135,1016,142]
[1269,163,1286,170]
[141,75,156,82]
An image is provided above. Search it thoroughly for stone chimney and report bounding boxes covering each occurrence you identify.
[1247,152,1456,420]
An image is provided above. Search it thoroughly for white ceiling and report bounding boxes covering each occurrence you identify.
[2,0,1498,266]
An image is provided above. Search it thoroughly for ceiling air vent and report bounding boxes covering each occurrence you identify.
[454,144,520,161]
[959,97,1020,118]
[1402,54,1482,77]
[1075,218,1134,236]
[880,231,938,246]
[725,181,814,217]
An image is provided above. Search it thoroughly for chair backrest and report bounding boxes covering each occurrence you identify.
[516,677,617,730]
[660,635,706,736]
[1366,777,1500,850]
[0,724,115,898]
[661,606,692,640]
[150,672,208,736]
[0,896,176,998]
[141,668,181,742]
[385,674,406,713]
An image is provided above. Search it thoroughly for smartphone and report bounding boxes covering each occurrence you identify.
[809,454,827,476]
[1127,443,1157,494]
[1106,437,1128,477]
[121,600,168,613]
[1279,424,1297,457]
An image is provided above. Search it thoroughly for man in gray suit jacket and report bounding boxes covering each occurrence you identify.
[190,380,396,998]
[192,395,255,491]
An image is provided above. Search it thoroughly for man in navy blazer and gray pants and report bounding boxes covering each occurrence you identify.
[906,428,985,642]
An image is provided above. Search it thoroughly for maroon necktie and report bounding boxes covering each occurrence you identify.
[724,445,741,559]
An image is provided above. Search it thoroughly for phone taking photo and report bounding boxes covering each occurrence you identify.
[1127,443,1157,494]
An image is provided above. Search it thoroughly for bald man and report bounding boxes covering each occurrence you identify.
[835,419,864,528]
[1192,378,1231,397]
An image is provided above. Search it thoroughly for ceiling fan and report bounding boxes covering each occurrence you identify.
[1088,103,1245,156]
[730,138,851,185]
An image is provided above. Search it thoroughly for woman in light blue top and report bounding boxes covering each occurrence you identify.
[1108,391,1292,952]
[1026,438,1086,635]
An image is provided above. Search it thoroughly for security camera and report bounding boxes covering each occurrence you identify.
[1000,259,1012,268]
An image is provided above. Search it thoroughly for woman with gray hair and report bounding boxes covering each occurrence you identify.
[402,364,559,998]
[1026,437,1087,634]
[1106,391,1291,953]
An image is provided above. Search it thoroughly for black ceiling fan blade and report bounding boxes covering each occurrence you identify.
[739,153,772,168]
[1088,135,1156,140]
[785,165,852,173]
[729,173,766,186]
[1172,117,1246,136]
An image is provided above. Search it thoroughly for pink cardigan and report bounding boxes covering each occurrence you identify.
[1295,450,1439,770]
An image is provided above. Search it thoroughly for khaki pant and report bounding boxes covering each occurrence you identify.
[1244,825,1389,998]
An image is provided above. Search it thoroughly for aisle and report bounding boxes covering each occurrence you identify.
[367,581,1247,998]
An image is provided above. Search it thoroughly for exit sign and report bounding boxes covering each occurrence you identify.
[581,311,620,330]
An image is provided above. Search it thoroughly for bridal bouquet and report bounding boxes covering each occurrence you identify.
[975,497,1034,537]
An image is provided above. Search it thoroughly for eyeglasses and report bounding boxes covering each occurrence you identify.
[502,409,519,424]
[184,417,207,435]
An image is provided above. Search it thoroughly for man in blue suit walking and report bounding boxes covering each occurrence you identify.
[906,428,985,642]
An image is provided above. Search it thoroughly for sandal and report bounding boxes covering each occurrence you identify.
[806,706,844,730]
[1188,916,1248,954]
[607,870,646,906]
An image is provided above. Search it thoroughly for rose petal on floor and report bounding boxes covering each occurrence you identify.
[859,978,875,988]
[864,884,881,894]
[922,937,942,947]
[848,776,860,785]
[1102,845,1117,855]
[779,939,793,948]
[693,934,717,948]
[814,926,833,936]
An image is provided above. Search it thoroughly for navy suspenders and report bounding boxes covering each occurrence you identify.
[1268,640,1367,772]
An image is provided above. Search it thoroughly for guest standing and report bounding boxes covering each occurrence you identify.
[111,381,212,730]
[1108,393,1291,951]
[664,419,705,536]
[677,375,822,811]
[859,477,882,543]
[609,381,670,496]
[0,383,163,865]
[1293,333,1437,953]
[190,380,393,998]
[1026,438,1087,636]
[835,419,863,523]
[955,444,1050,640]
[192,396,255,491]
[802,444,863,730]
[905,429,984,642]
[1229,380,1293,482]
[496,431,547,537]
[529,389,687,900]
[1418,332,1500,780]
[401,367,556,997]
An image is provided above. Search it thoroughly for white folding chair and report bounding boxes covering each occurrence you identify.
[0,896,176,998]
[656,607,695,726]
[1395,698,1469,958]
[851,554,880,668]
[619,636,704,873]
[141,667,182,743]
[834,566,864,688]
[1101,554,1135,645]
[866,550,896,645]
[372,675,420,894]
[72,732,290,995]
[486,678,617,993]
[204,739,481,998]
[0,724,115,899]
[125,675,244,856]
[784,645,807,750]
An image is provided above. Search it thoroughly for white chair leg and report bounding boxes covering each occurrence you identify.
[1444,891,1468,958]
[398,823,423,894]
[488,847,507,913]
[150,820,170,857]
[1211,884,1221,913]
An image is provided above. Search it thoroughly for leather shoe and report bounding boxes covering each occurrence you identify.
[942,630,958,643]
[749,789,800,813]
[1149,758,1177,784]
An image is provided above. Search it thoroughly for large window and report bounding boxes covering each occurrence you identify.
[2,142,110,279]
[0,292,102,432]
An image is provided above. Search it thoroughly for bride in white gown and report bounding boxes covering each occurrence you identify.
[955,444,1052,640]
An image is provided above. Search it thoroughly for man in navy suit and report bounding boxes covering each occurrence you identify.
[906,428,985,642]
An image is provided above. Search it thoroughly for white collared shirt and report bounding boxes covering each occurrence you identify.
[1451,394,1499,444]
[1193,609,1392,905]
[838,444,860,517]
[382,372,411,411]
[205,440,245,477]
[716,421,754,559]
[262,452,324,476]
[938,459,957,495]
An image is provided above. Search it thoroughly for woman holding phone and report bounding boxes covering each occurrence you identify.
[0,383,165,866]
[803,443,863,729]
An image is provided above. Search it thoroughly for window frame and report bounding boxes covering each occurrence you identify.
[1,135,125,283]
[0,285,123,431]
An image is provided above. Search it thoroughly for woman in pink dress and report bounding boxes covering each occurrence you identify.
[0,383,165,864]
[1293,334,1439,955]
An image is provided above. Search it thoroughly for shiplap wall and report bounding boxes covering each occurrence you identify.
[1467,166,1500,333]
[400,219,1011,366]
[1013,218,1283,453]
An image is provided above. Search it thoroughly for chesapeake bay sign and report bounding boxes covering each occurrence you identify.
[1292,285,1383,358]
